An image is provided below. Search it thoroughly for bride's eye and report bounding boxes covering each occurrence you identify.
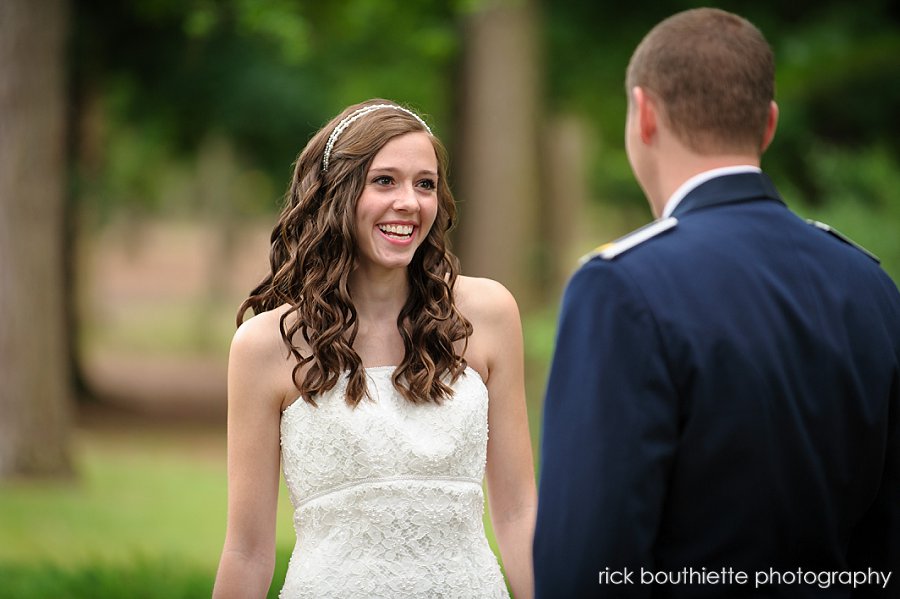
[373,175,393,185]
[417,178,437,190]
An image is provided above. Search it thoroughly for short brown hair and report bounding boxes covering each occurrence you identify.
[626,8,774,155]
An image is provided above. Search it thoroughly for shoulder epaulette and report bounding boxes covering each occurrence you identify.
[579,217,678,265]
[806,219,880,264]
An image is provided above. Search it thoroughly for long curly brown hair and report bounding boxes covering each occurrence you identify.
[238,99,472,407]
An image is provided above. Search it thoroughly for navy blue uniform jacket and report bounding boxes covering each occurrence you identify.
[533,172,900,598]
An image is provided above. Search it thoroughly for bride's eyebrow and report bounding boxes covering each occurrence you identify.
[369,166,438,177]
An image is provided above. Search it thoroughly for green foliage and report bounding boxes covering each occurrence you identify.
[546,2,900,172]
[0,550,294,599]
[542,1,900,279]
[75,0,900,260]
[0,426,293,597]
[794,144,900,282]
[0,560,214,599]
[71,0,900,283]
[72,0,463,221]
[0,415,526,597]
[0,433,234,566]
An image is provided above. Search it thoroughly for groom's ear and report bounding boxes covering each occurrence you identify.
[632,86,658,144]
[760,100,779,153]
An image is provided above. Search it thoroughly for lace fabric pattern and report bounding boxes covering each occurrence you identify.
[279,366,509,599]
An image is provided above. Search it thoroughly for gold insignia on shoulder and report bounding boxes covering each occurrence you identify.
[806,219,880,264]
[579,217,679,264]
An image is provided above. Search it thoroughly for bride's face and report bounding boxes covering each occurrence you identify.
[353,132,439,272]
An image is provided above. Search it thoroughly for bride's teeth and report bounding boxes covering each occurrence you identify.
[379,224,413,236]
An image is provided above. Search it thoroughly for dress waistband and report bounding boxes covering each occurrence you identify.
[296,475,482,509]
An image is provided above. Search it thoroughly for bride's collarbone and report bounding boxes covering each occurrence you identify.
[351,321,404,367]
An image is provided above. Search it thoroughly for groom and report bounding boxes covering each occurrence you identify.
[534,8,900,599]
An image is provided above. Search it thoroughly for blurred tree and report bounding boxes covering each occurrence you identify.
[455,0,544,305]
[63,0,900,334]
[66,0,466,404]
[543,0,900,202]
[0,0,74,479]
[70,0,462,202]
[542,115,591,293]
[541,0,900,280]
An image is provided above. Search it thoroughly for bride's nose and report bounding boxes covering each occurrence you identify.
[391,183,419,212]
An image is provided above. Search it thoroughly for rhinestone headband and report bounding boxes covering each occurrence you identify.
[321,104,432,172]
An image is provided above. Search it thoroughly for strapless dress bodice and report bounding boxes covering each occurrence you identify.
[278,366,509,599]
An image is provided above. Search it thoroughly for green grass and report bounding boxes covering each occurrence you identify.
[0,410,543,598]
[1,431,225,566]
[0,559,216,599]
[0,425,296,598]
[0,551,295,599]
[0,304,555,598]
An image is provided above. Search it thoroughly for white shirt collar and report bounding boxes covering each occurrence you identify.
[662,165,762,218]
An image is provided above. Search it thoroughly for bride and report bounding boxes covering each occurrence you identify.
[212,99,536,598]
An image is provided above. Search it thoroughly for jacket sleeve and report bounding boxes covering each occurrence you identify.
[848,282,900,599]
[534,261,678,598]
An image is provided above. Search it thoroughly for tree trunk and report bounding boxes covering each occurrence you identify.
[543,115,591,299]
[0,0,74,478]
[454,0,543,307]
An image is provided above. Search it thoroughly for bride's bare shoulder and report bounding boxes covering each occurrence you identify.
[230,304,305,368]
[454,275,519,323]
[229,304,308,408]
[452,276,522,382]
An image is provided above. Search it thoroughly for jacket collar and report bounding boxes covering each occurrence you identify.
[669,171,784,218]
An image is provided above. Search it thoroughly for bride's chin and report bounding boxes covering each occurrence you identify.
[359,256,416,272]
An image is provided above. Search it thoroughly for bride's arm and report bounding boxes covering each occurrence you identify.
[213,315,285,599]
[474,280,537,599]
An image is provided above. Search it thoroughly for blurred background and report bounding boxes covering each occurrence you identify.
[1,0,898,596]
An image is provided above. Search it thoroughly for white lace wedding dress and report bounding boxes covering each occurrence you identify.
[278,366,510,598]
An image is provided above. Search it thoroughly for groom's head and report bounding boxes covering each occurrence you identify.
[626,8,775,157]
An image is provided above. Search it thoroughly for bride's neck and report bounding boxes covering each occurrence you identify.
[348,266,409,323]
